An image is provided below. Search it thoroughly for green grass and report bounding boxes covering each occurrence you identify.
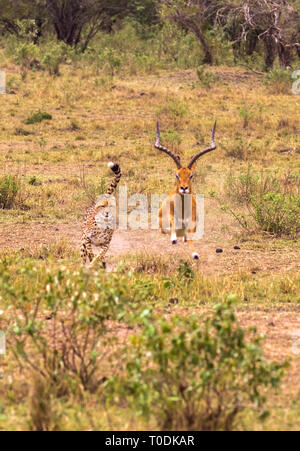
[25,110,52,125]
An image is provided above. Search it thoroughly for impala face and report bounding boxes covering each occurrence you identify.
[175,167,194,195]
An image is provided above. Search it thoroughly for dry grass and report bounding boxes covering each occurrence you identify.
[0,58,299,431]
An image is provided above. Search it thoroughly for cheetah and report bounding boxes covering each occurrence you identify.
[81,162,121,267]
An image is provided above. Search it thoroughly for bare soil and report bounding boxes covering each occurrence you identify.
[0,220,299,276]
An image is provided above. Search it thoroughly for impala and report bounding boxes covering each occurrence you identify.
[155,120,217,259]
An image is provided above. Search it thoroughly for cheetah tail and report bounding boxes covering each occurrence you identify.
[107,162,122,195]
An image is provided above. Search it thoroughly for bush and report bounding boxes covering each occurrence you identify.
[223,169,300,238]
[2,266,150,394]
[41,42,67,76]
[15,127,31,136]
[177,260,194,280]
[196,65,220,89]
[108,299,286,430]
[0,175,20,209]
[224,137,256,160]
[263,69,292,95]
[225,165,259,204]
[11,42,39,79]
[239,103,254,129]
[251,191,300,238]
[26,110,52,125]
[98,48,123,77]
[157,98,187,129]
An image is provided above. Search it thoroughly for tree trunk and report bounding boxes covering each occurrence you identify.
[194,27,213,64]
[245,31,258,55]
[33,18,44,44]
[181,19,212,64]
[277,43,292,68]
[46,0,86,46]
[172,12,213,64]
[263,36,275,70]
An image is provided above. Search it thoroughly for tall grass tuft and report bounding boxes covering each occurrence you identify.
[0,175,21,209]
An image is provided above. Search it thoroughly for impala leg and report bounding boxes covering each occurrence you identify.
[187,235,199,260]
[158,206,163,232]
[187,199,199,259]
[170,201,177,244]
[159,202,177,242]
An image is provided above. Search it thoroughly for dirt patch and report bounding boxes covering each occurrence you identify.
[0,221,299,276]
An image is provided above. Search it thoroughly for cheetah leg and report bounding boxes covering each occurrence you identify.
[89,246,108,268]
[81,238,94,264]
[81,242,88,264]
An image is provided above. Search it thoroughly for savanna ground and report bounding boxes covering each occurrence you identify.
[0,54,299,430]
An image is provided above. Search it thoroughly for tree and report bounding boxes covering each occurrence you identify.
[161,0,221,65]
[131,0,160,26]
[0,0,47,42]
[45,0,135,51]
[217,0,300,70]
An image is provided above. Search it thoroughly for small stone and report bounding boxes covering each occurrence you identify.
[244,297,249,303]
[268,322,275,327]
[169,298,179,304]
[234,245,241,250]
[216,248,223,253]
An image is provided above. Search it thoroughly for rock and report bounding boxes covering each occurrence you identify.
[169,298,179,304]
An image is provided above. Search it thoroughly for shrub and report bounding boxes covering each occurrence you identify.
[239,103,254,129]
[167,98,187,122]
[28,175,39,186]
[29,375,62,431]
[263,69,292,95]
[12,42,39,79]
[251,191,300,238]
[223,169,300,238]
[108,299,286,430]
[15,127,31,136]
[196,65,220,89]
[157,98,187,129]
[177,260,194,280]
[2,267,149,394]
[161,129,182,153]
[225,166,261,204]
[0,175,20,209]
[224,137,255,160]
[41,42,67,76]
[26,110,52,125]
[98,48,123,77]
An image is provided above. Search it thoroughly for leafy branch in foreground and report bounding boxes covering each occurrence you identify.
[108,298,287,430]
[1,266,149,393]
